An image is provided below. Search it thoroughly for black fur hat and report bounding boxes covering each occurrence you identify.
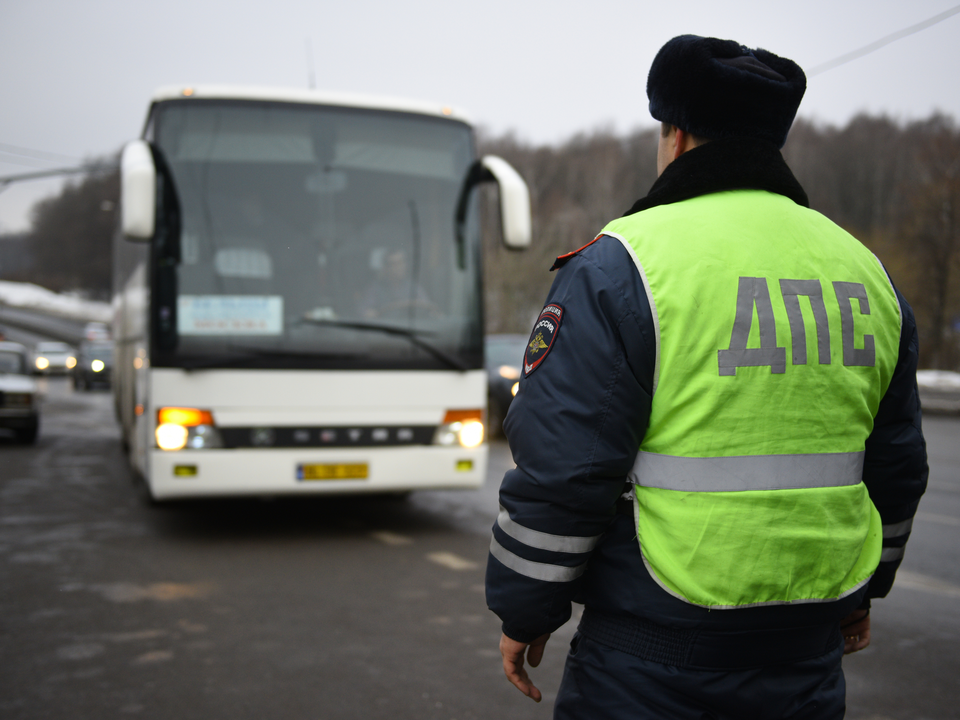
[647,35,806,148]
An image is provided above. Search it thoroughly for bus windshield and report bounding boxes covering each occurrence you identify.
[152,100,482,370]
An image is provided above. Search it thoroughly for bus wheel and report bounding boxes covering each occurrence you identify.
[132,469,163,507]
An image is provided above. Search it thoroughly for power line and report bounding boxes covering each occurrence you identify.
[0,154,70,170]
[0,164,117,194]
[0,142,81,164]
[809,4,960,76]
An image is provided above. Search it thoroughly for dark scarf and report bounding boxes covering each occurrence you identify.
[623,136,809,216]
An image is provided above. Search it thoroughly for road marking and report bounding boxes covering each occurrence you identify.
[916,511,960,527]
[132,650,174,664]
[103,630,168,642]
[895,571,960,599]
[426,552,478,571]
[370,530,413,546]
[90,582,215,602]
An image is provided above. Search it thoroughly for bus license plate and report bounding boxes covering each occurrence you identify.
[297,463,369,481]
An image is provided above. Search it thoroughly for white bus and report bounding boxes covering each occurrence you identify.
[114,86,530,501]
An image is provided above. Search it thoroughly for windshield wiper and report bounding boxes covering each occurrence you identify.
[179,346,363,371]
[298,318,470,371]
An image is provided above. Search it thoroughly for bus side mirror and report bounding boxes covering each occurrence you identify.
[481,156,531,250]
[121,140,156,241]
[455,155,532,260]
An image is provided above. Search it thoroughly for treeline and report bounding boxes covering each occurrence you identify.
[4,114,957,368]
[1,158,119,301]
[481,113,960,370]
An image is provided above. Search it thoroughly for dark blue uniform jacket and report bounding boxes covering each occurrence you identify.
[485,138,929,645]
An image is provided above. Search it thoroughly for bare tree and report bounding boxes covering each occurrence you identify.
[896,115,960,368]
[480,127,658,334]
[17,158,119,299]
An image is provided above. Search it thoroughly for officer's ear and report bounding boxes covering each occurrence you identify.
[657,124,680,176]
[674,128,690,160]
[657,124,696,175]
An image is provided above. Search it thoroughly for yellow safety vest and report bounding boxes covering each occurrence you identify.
[601,189,901,608]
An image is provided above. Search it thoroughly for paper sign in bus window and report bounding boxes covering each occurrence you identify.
[178,295,283,335]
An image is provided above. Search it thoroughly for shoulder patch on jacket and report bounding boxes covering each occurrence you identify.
[550,235,603,271]
[524,304,564,376]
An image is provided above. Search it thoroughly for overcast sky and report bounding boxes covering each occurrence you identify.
[2,0,959,233]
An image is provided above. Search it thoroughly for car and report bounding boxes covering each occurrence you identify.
[73,340,114,390]
[0,341,40,443]
[485,334,528,438]
[83,322,111,341]
[32,341,76,375]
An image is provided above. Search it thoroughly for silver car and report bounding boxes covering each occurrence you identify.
[0,341,40,443]
[32,341,76,375]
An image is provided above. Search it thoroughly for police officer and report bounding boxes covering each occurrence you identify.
[485,35,928,719]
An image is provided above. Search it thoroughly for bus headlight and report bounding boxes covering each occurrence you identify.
[156,407,223,450]
[457,420,484,448]
[433,409,484,448]
[185,424,222,449]
[156,423,189,451]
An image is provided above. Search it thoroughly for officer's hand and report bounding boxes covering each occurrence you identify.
[499,632,550,702]
[840,609,871,654]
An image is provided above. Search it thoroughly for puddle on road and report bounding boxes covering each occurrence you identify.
[56,643,105,660]
[103,629,168,642]
[895,571,960,598]
[370,530,413,546]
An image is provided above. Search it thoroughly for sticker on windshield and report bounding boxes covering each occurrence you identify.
[178,296,283,336]
[524,304,563,376]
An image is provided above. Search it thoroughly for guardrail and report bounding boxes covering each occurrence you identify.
[0,305,87,344]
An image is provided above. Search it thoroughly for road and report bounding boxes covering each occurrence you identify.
[2,377,958,719]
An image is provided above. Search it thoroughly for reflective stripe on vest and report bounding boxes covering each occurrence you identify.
[601,190,900,609]
[630,451,864,492]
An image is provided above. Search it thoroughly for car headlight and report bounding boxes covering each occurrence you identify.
[498,365,521,380]
[4,392,33,408]
[511,382,519,397]
[156,407,222,451]
[35,357,49,370]
[91,359,105,372]
[65,356,77,369]
[433,409,484,448]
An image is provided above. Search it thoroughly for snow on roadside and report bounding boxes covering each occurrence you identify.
[0,280,111,323]
[917,370,960,391]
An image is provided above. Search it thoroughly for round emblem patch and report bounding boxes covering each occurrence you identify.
[524,304,563,376]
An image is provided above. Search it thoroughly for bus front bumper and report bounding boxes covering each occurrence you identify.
[148,444,488,500]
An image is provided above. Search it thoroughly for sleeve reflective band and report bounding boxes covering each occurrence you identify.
[496,506,601,554]
[880,547,906,562]
[489,538,587,583]
[882,518,914,539]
